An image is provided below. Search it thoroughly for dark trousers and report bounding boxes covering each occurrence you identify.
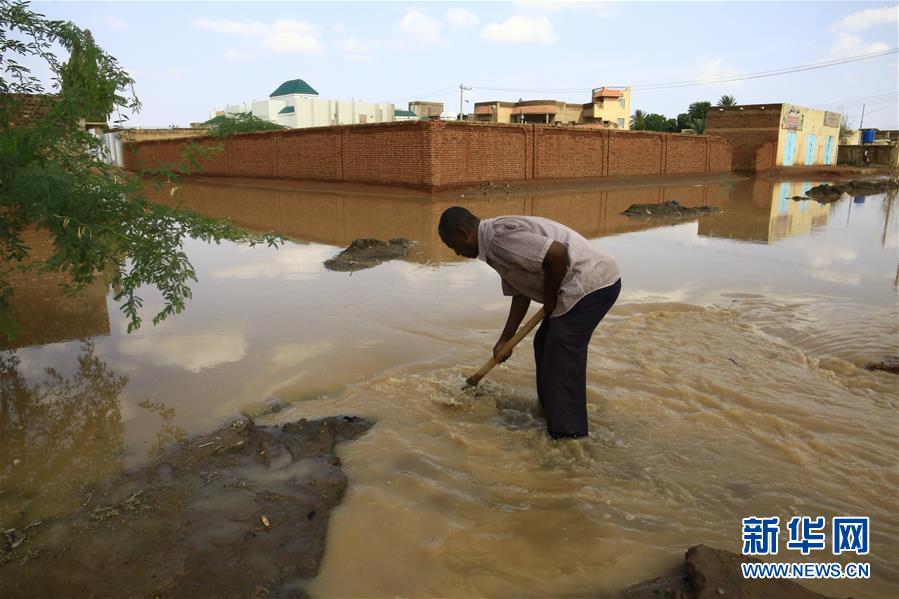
[533,278,621,439]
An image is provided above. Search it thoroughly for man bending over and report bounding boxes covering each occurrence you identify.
[438,207,621,439]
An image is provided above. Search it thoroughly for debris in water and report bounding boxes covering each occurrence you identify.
[261,515,271,528]
[866,358,899,375]
[796,178,899,202]
[622,200,720,219]
[324,238,414,272]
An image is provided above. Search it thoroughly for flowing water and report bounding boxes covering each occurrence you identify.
[1,176,897,597]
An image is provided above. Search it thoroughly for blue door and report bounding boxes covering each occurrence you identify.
[823,136,834,165]
[805,134,817,165]
[783,131,797,166]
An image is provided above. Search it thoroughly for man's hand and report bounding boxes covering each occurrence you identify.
[493,337,513,362]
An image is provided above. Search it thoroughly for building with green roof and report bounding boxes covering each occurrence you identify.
[211,78,401,129]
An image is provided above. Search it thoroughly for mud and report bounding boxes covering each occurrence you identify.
[623,200,720,219]
[323,238,414,272]
[622,545,835,598]
[866,358,899,374]
[798,178,899,202]
[0,415,374,598]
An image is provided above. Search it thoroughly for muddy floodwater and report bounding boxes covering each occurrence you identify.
[2,176,897,597]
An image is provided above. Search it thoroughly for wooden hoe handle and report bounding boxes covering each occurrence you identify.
[465,308,546,387]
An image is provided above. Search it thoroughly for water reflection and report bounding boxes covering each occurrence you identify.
[144,177,859,263]
[1,229,110,351]
[0,342,126,526]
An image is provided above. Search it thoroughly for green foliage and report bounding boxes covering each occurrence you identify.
[716,94,737,107]
[631,100,711,134]
[687,101,711,122]
[631,111,677,132]
[0,0,284,338]
[202,112,287,138]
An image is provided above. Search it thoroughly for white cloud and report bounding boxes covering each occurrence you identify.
[831,6,898,32]
[694,58,745,88]
[481,15,557,45]
[194,18,324,54]
[98,15,128,31]
[447,8,479,28]
[398,10,442,43]
[119,332,248,373]
[830,32,890,59]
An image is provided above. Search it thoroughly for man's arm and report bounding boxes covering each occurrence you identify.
[542,241,569,317]
[494,294,531,362]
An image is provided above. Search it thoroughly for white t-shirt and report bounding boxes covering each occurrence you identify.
[478,216,620,317]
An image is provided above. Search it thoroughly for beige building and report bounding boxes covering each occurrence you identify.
[472,87,631,129]
[409,101,444,118]
[707,103,841,170]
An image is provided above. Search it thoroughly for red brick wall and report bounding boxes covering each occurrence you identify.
[665,136,708,174]
[707,105,780,172]
[534,128,604,179]
[228,134,277,178]
[277,129,342,180]
[754,142,777,171]
[608,131,662,176]
[123,121,732,190]
[432,122,530,186]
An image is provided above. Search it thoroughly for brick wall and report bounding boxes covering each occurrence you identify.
[124,121,732,190]
[707,105,781,172]
[1,93,58,127]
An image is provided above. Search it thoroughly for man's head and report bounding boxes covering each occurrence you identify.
[438,206,480,259]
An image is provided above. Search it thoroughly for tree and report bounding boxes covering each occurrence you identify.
[203,112,287,138]
[631,111,677,132]
[716,95,737,107]
[687,101,711,122]
[630,109,647,130]
[0,0,282,338]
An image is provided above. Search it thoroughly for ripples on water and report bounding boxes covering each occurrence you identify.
[2,179,897,597]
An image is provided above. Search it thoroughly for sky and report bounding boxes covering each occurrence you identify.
[24,1,899,129]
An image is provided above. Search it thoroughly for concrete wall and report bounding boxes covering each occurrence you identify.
[838,144,899,168]
[124,121,732,191]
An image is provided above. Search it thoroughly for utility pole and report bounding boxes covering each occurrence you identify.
[458,83,471,120]
[859,104,866,130]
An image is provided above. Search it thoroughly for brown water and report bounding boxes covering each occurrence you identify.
[1,176,897,597]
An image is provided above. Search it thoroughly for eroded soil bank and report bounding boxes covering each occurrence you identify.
[0,416,374,598]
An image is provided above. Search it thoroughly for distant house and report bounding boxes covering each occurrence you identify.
[212,78,396,128]
[472,87,631,129]
[409,101,444,119]
[707,103,841,171]
[394,109,418,122]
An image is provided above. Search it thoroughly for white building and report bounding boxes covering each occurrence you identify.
[212,79,395,128]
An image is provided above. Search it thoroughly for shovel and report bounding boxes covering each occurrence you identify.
[465,308,546,387]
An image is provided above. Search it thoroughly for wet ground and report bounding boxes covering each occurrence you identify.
[1,175,896,597]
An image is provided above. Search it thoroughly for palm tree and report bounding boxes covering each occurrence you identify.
[688,117,707,134]
[716,95,737,107]
[630,109,647,130]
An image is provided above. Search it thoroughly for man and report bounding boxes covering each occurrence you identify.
[438,207,621,439]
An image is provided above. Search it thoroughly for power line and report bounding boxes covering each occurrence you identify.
[815,92,899,107]
[470,48,897,94]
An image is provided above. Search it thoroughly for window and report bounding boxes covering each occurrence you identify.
[619,97,625,109]
[617,118,625,128]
